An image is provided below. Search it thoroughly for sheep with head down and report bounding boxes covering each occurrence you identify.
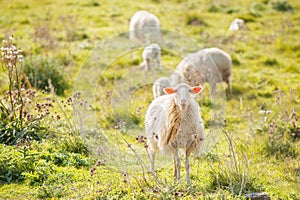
[145,83,205,183]
[173,47,232,96]
[129,10,161,43]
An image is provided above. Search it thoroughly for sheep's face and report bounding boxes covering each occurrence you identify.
[235,18,245,27]
[163,83,203,111]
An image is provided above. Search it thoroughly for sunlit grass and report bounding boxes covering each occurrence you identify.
[0,0,300,199]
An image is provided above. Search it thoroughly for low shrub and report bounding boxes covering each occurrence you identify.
[271,0,293,12]
[0,144,35,183]
[263,57,279,66]
[23,159,56,186]
[260,90,299,159]
[185,13,208,26]
[0,141,92,184]
[263,121,298,159]
[251,2,267,12]
[208,4,239,14]
[231,54,241,66]
[238,14,257,22]
[24,56,69,96]
[56,135,89,155]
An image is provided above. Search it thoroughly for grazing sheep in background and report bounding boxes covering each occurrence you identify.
[145,83,205,183]
[141,43,162,74]
[152,76,170,98]
[174,47,232,95]
[129,10,161,43]
[229,18,246,31]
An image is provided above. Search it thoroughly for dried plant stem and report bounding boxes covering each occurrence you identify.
[221,128,249,197]
[222,128,240,177]
[120,135,166,193]
[48,79,76,136]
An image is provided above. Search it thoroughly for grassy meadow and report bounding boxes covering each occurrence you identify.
[0,0,300,199]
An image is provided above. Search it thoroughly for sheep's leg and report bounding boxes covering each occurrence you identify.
[185,137,198,184]
[150,59,155,74]
[186,143,194,184]
[226,80,232,96]
[173,157,177,178]
[185,154,191,184]
[151,63,155,75]
[144,59,150,78]
[157,54,162,72]
[174,151,180,181]
[146,59,151,71]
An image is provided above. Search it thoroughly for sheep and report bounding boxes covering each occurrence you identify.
[129,10,161,43]
[229,18,246,31]
[174,47,232,96]
[145,83,205,183]
[141,43,162,75]
[168,71,187,88]
[152,76,170,98]
[152,72,186,98]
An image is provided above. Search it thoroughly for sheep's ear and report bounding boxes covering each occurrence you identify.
[163,87,176,94]
[191,86,203,94]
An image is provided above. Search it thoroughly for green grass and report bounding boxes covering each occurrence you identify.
[1,0,300,199]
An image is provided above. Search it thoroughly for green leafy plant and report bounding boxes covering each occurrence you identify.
[24,56,69,96]
[208,4,240,14]
[0,144,35,183]
[185,13,208,26]
[271,0,293,12]
[263,57,279,66]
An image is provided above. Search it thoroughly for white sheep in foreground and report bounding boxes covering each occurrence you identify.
[129,10,161,43]
[229,18,246,31]
[141,43,162,74]
[145,83,205,183]
[174,47,232,95]
[152,76,170,98]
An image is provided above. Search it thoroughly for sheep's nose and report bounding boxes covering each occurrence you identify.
[180,100,187,106]
[178,99,187,110]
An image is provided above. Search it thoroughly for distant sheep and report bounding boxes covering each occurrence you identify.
[229,18,246,31]
[129,10,161,43]
[141,43,162,74]
[152,76,170,98]
[174,47,232,95]
[168,71,186,88]
[145,83,205,183]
